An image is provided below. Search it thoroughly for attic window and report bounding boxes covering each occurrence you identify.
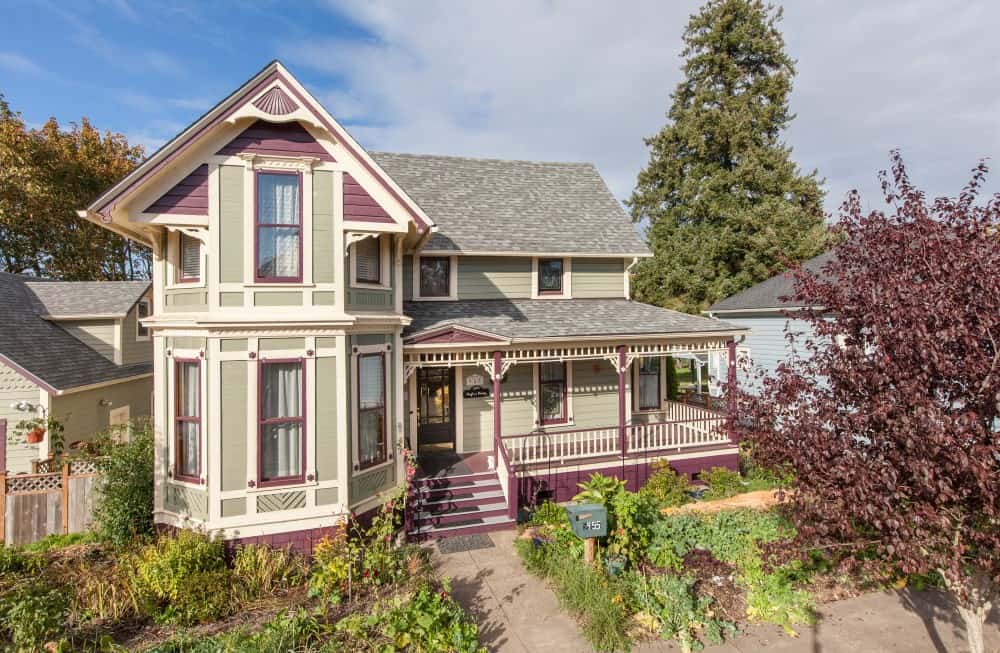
[354,236,381,285]
[178,233,201,283]
[538,259,564,294]
[418,257,451,298]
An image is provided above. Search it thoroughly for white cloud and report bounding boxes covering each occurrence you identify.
[279,0,1000,215]
[0,52,44,76]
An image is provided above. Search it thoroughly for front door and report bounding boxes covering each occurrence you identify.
[416,368,455,453]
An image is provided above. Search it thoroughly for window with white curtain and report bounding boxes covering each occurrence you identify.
[259,360,304,484]
[354,236,381,284]
[357,353,386,469]
[637,357,661,411]
[178,233,201,282]
[255,172,302,281]
[174,360,200,481]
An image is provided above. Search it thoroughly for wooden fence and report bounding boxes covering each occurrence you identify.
[0,458,104,546]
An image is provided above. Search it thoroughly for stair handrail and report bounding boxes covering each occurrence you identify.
[495,433,518,521]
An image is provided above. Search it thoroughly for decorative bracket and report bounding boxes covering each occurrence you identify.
[345,231,379,254]
[164,225,208,244]
[404,362,419,381]
[479,359,514,381]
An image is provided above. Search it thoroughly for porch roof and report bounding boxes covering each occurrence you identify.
[403,298,745,343]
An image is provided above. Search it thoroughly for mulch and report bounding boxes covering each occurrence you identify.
[682,549,746,623]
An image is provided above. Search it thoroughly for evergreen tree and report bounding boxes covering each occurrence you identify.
[629,0,827,313]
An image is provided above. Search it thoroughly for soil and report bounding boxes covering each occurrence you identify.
[682,549,746,624]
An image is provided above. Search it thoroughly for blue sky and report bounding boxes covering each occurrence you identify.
[3,1,1000,215]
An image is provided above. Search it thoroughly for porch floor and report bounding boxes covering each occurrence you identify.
[415,451,493,479]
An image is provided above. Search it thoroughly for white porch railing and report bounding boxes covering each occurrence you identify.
[503,427,621,465]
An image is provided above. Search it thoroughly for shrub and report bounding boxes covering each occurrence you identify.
[93,420,155,546]
[132,530,232,625]
[639,460,691,508]
[629,572,736,653]
[607,490,657,566]
[0,581,69,650]
[69,555,141,624]
[233,543,307,604]
[309,531,354,605]
[701,466,744,500]
[573,473,626,505]
[23,531,96,553]
[0,545,45,578]
[528,500,567,527]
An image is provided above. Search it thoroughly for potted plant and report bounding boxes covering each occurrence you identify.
[15,415,66,453]
[25,424,45,444]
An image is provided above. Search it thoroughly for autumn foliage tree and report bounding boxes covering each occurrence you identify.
[735,152,1000,653]
[0,94,148,279]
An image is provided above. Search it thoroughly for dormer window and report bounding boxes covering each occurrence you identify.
[255,171,302,282]
[354,236,381,285]
[538,259,563,294]
[177,233,201,283]
[415,256,455,300]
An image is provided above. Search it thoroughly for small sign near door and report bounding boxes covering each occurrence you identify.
[463,373,490,398]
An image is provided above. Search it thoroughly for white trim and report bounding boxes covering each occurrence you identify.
[625,257,639,300]
[113,319,123,365]
[207,338,222,522]
[135,298,152,341]
[153,336,166,515]
[411,254,458,301]
[531,360,574,428]
[245,336,259,514]
[166,354,208,487]
[518,446,740,476]
[335,334,350,507]
[407,370,418,452]
[348,234,392,290]
[207,163,220,312]
[53,373,154,396]
[631,354,668,414]
[418,249,652,259]
[165,230,207,290]
[350,342,392,472]
[530,256,572,299]
[454,365,465,453]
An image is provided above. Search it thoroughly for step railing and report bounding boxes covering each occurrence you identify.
[495,437,518,520]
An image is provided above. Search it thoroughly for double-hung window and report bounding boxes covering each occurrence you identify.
[537,258,564,294]
[357,353,387,469]
[354,236,381,285]
[259,360,305,486]
[174,359,201,482]
[539,362,568,425]
[637,357,661,411]
[136,299,151,340]
[418,257,451,298]
[177,233,201,283]
[255,171,302,282]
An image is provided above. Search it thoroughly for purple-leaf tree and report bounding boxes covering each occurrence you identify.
[734,152,1000,653]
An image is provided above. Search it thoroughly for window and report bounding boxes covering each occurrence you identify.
[177,233,201,283]
[354,236,381,284]
[418,257,451,298]
[637,357,661,411]
[255,171,302,282]
[357,353,387,469]
[259,360,305,486]
[539,362,568,425]
[136,299,151,340]
[174,360,201,482]
[538,258,564,294]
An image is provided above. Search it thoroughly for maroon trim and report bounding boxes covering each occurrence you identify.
[176,232,201,284]
[93,68,430,232]
[727,339,738,443]
[356,352,388,471]
[354,235,381,284]
[537,258,564,295]
[254,170,304,283]
[144,164,209,215]
[418,256,451,298]
[539,362,568,426]
[493,351,502,462]
[617,345,627,456]
[344,173,395,224]
[406,326,507,345]
[174,358,202,483]
[636,357,661,412]
[257,358,307,487]
[217,120,334,161]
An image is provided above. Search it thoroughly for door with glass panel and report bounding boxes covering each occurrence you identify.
[416,368,455,452]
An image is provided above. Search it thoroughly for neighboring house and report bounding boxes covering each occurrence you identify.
[0,272,154,473]
[704,252,833,388]
[79,61,748,548]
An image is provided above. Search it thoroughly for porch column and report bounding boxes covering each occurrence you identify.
[727,339,738,443]
[493,350,502,460]
[617,345,627,457]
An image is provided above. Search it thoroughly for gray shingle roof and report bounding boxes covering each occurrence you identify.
[371,152,650,256]
[24,279,150,317]
[706,252,835,313]
[0,273,152,391]
[403,298,743,341]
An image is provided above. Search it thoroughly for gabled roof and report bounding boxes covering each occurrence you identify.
[371,152,650,257]
[706,252,835,313]
[25,279,149,318]
[0,273,151,392]
[403,298,743,342]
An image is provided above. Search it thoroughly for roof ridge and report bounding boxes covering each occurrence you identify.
[370,150,597,168]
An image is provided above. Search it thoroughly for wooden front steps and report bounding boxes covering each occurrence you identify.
[407,469,515,540]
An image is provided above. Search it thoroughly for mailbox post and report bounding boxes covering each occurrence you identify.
[565,503,608,564]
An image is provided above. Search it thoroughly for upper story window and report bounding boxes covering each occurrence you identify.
[538,258,564,294]
[419,256,451,298]
[636,357,662,412]
[177,233,201,283]
[539,361,568,425]
[356,352,387,470]
[136,299,151,340]
[259,359,305,486]
[255,171,302,282]
[174,359,201,483]
[354,236,381,285]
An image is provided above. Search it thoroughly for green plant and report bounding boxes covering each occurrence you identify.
[639,460,691,508]
[145,609,326,653]
[233,543,307,603]
[22,531,96,553]
[309,531,354,605]
[573,473,626,505]
[0,545,45,578]
[69,555,140,624]
[740,557,816,636]
[665,356,679,400]
[528,500,567,527]
[14,414,66,455]
[131,530,232,625]
[93,420,155,546]
[630,572,736,653]
[607,490,657,566]
[701,466,744,500]
[0,581,69,650]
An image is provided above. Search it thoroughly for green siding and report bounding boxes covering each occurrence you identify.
[316,356,337,481]
[315,487,338,506]
[567,360,619,429]
[169,337,206,350]
[402,255,413,300]
[254,291,303,306]
[346,245,394,312]
[313,170,335,284]
[259,337,305,351]
[49,376,152,445]
[312,291,336,306]
[221,498,246,517]
[350,467,395,504]
[219,292,243,307]
[572,258,625,298]
[219,165,244,284]
[220,338,248,352]
[164,289,208,310]
[499,364,536,435]
[122,300,153,366]
[462,391,493,452]
[165,483,208,520]
[220,361,247,492]
[457,256,531,299]
[316,337,338,349]
[60,320,116,361]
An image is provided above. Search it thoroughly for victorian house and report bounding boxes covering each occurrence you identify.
[81,62,746,547]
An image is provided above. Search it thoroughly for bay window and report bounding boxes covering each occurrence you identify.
[255,171,302,282]
[259,359,305,486]
[539,362,568,425]
[357,352,387,469]
[174,359,201,482]
[637,357,661,411]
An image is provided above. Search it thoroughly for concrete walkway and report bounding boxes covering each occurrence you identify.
[433,529,1000,653]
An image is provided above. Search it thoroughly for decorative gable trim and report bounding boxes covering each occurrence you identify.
[252,86,299,115]
[217,120,334,161]
[343,173,393,224]
[143,164,209,216]
[404,325,510,346]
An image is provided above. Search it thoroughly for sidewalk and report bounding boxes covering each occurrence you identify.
[433,529,1000,653]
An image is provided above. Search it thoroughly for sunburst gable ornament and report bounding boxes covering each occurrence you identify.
[252,86,299,116]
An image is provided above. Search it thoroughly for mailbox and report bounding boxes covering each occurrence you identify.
[565,503,607,538]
